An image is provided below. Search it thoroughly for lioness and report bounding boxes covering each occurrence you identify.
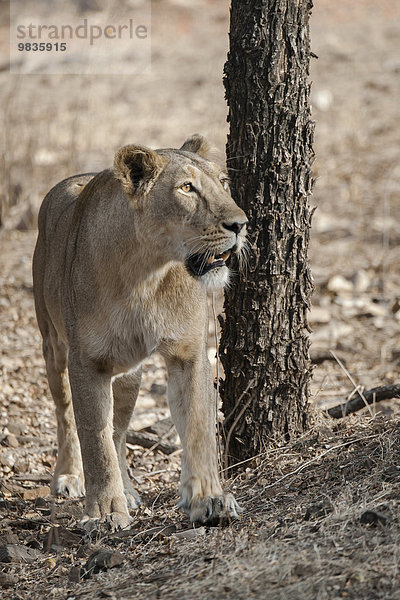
[33,135,247,530]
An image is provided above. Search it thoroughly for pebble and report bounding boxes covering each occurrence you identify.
[4,434,19,448]
[311,321,353,344]
[82,549,125,579]
[352,269,371,293]
[327,275,354,295]
[0,544,42,564]
[173,527,206,540]
[309,306,331,325]
[22,485,51,500]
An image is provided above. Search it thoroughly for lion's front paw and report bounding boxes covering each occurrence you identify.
[51,473,85,498]
[185,493,243,526]
[80,489,132,532]
[80,511,132,533]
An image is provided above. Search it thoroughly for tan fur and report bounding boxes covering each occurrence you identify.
[33,135,247,530]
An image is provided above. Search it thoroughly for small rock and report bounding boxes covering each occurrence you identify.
[308,306,331,325]
[360,510,387,527]
[0,453,15,469]
[311,321,353,345]
[6,422,26,436]
[0,532,19,545]
[43,526,81,552]
[13,458,29,474]
[68,566,82,582]
[310,349,335,364]
[82,549,125,579]
[3,434,19,448]
[327,275,354,295]
[26,536,42,550]
[0,544,42,563]
[173,527,206,540]
[150,383,167,396]
[34,149,58,166]
[312,88,333,111]
[0,572,17,588]
[34,497,48,509]
[335,297,387,319]
[304,502,332,521]
[22,485,50,501]
[0,356,19,371]
[48,587,65,597]
[362,300,387,317]
[351,269,370,293]
[0,481,25,497]
[293,562,315,577]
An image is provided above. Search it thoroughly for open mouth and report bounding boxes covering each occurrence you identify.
[186,250,232,277]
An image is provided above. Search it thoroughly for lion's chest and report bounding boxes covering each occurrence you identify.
[86,293,189,373]
[80,264,206,374]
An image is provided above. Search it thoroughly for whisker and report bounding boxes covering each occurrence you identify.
[226,166,245,173]
[199,248,213,274]
[225,154,248,162]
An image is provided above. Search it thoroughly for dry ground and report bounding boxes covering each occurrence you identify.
[1,1,400,598]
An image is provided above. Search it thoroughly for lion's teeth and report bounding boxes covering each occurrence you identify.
[206,250,231,266]
[221,251,231,262]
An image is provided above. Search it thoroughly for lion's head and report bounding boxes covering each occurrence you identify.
[113,135,248,289]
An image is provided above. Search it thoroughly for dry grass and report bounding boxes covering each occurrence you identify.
[3,414,400,599]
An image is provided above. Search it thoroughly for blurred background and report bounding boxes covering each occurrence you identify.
[1,0,400,480]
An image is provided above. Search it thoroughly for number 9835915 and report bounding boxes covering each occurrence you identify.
[18,42,67,51]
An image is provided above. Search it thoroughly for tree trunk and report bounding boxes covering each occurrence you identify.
[220,0,315,469]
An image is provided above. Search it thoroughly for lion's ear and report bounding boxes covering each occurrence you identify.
[114,145,166,195]
[180,134,211,159]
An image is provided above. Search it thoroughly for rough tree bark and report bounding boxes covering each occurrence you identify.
[220,0,315,468]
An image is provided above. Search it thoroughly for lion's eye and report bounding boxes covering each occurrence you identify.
[220,178,230,191]
[181,182,194,193]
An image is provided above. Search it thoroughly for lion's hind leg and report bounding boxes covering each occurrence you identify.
[43,330,84,498]
[112,369,142,510]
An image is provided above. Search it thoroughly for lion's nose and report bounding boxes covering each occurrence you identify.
[222,219,248,235]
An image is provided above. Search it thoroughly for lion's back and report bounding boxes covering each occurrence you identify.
[37,173,98,237]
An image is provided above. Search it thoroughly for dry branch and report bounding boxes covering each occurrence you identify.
[126,430,178,455]
[327,384,400,418]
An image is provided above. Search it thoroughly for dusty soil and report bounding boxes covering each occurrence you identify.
[1,0,400,598]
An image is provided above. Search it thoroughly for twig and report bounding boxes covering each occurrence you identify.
[142,425,176,458]
[327,384,400,419]
[330,350,374,417]
[14,473,52,483]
